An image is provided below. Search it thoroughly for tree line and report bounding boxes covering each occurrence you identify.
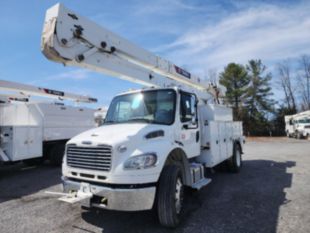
[215,55,310,136]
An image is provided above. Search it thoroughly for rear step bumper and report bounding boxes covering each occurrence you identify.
[62,177,156,211]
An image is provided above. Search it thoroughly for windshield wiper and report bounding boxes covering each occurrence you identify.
[126,118,152,123]
[104,120,115,124]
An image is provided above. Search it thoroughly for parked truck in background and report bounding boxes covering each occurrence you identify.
[41,4,245,227]
[285,110,310,139]
[0,80,97,165]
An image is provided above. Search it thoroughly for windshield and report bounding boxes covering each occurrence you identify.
[104,89,176,125]
[297,118,310,124]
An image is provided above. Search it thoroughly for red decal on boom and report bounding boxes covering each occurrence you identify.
[174,65,191,79]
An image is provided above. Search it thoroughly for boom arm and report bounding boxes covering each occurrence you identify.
[0,93,29,103]
[0,79,97,103]
[41,3,225,103]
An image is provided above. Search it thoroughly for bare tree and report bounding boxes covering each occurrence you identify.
[298,55,310,110]
[277,60,297,112]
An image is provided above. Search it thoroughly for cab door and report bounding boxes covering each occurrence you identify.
[179,91,200,158]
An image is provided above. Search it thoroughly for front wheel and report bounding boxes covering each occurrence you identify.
[227,144,242,173]
[157,164,184,228]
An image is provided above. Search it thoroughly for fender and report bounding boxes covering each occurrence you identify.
[162,147,191,186]
[233,139,243,154]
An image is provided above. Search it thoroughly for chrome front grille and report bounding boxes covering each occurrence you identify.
[66,144,112,171]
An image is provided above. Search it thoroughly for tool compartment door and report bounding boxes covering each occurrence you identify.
[209,121,221,165]
[219,122,227,161]
[197,121,221,167]
[27,127,42,157]
[12,126,42,161]
[225,122,233,159]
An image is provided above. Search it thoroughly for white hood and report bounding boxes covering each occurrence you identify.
[68,123,169,146]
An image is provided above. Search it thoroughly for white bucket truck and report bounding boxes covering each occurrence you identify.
[0,79,97,165]
[285,110,310,139]
[41,4,244,227]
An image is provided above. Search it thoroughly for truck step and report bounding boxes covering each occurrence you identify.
[191,178,212,190]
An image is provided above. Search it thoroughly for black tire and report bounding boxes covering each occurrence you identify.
[157,164,184,228]
[227,144,242,173]
[49,144,65,166]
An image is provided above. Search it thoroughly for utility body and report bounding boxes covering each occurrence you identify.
[0,79,97,165]
[285,110,310,139]
[42,4,245,227]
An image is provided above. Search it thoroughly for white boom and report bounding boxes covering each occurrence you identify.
[0,79,97,103]
[41,3,224,103]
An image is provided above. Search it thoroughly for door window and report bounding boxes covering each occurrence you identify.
[180,92,197,123]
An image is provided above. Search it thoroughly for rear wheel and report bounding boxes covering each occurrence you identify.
[227,144,242,173]
[157,164,184,228]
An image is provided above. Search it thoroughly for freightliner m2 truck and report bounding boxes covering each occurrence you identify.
[42,4,244,227]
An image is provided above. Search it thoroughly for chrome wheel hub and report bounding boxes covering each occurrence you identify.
[236,150,241,167]
[175,177,183,214]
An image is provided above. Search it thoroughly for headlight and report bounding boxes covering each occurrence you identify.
[123,153,157,170]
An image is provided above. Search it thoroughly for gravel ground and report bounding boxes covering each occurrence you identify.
[0,137,309,233]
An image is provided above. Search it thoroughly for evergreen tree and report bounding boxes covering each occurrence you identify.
[219,63,249,120]
[244,59,276,135]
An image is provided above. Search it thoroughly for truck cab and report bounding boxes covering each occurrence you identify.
[293,117,310,139]
[285,114,310,139]
[62,87,200,206]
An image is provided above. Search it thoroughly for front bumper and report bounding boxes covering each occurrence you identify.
[62,177,156,211]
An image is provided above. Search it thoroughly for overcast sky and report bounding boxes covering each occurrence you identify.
[1,0,309,107]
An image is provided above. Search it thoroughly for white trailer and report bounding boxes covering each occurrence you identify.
[0,79,97,165]
[285,110,310,139]
[41,4,244,227]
